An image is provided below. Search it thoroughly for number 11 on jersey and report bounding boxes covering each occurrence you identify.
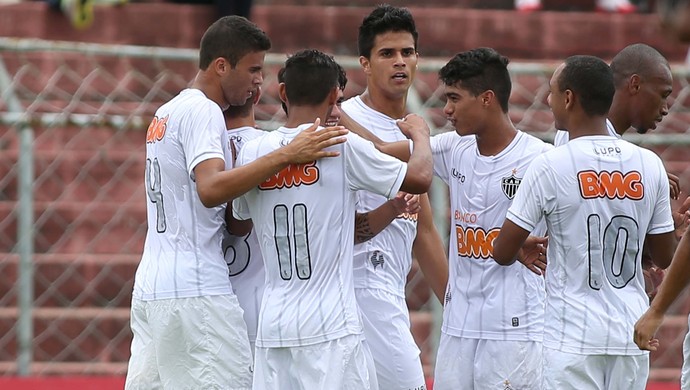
[274,204,312,280]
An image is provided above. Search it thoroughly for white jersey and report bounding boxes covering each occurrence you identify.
[506,135,674,355]
[135,88,232,301]
[223,126,267,343]
[233,123,407,348]
[553,118,618,146]
[341,96,417,297]
[432,130,552,341]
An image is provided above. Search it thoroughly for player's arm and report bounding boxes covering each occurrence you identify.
[492,219,531,266]
[195,121,348,207]
[396,114,432,194]
[645,231,678,269]
[354,193,420,244]
[225,203,252,236]
[340,111,412,161]
[412,194,449,303]
[634,227,690,351]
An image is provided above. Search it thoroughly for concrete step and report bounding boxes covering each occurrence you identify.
[0,200,145,254]
[0,307,131,367]
[0,253,137,308]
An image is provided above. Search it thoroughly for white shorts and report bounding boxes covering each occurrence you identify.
[681,315,690,389]
[253,334,378,390]
[356,288,426,390]
[543,347,649,390]
[125,295,253,390]
[433,334,542,390]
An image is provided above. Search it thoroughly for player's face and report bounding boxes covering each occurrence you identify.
[325,88,345,126]
[360,31,418,100]
[630,64,672,134]
[220,50,266,107]
[547,63,567,130]
[442,83,483,136]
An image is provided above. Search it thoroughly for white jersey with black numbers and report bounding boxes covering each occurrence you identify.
[135,88,232,301]
[233,123,407,348]
[341,96,417,297]
[223,126,267,344]
[506,135,674,355]
[432,130,552,341]
[553,118,619,146]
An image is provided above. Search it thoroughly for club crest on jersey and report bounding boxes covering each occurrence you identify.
[501,174,522,200]
[259,161,319,190]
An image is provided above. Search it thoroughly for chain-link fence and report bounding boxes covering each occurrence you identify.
[1,37,689,379]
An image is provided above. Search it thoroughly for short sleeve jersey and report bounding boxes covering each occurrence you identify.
[222,126,267,343]
[553,119,619,146]
[233,124,407,348]
[506,135,674,355]
[341,96,418,297]
[135,88,232,301]
[432,130,552,341]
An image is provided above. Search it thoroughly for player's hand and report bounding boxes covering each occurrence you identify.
[633,310,664,351]
[286,118,348,163]
[389,192,420,215]
[673,196,690,240]
[396,114,430,140]
[517,235,548,276]
[668,172,680,200]
[643,264,665,301]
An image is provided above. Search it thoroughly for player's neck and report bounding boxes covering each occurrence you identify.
[475,117,518,156]
[285,105,328,128]
[226,117,255,130]
[190,71,226,110]
[361,89,407,119]
[567,115,610,140]
[606,104,630,136]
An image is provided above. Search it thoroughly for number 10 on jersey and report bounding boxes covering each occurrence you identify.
[588,214,640,290]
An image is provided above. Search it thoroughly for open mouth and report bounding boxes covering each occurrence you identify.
[325,117,339,127]
[392,72,408,81]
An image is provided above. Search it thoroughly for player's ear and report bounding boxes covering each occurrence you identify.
[629,74,642,95]
[480,90,494,108]
[213,57,228,76]
[278,83,288,106]
[359,56,371,75]
[564,89,575,111]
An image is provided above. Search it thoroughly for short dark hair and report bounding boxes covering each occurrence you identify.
[358,5,418,58]
[610,43,670,88]
[278,61,346,115]
[199,16,271,70]
[282,49,340,107]
[438,48,512,113]
[558,55,615,116]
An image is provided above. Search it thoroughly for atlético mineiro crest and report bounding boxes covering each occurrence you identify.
[501,173,522,200]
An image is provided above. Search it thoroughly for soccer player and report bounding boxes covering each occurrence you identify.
[493,55,677,389]
[339,6,448,388]
[128,17,347,389]
[233,49,433,390]
[424,48,552,390]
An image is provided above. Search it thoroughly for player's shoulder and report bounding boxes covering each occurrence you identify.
[518,130,554,152]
